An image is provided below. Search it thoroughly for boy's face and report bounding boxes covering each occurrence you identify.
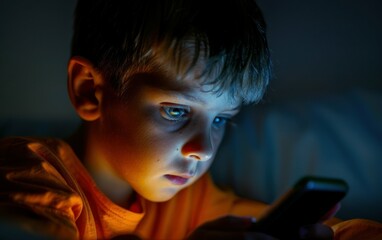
[88,64,241,202]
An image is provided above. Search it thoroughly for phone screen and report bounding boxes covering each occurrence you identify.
[252,176,348,238]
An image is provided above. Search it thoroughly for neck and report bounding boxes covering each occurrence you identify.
[89,160,134,208]
[66,123,134,208]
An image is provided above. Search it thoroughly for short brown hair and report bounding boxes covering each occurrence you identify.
[71,0,271,104]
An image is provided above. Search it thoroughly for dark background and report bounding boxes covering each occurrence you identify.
[259,0,382,101]
[1,0,381,119]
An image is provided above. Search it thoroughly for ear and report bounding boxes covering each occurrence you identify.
[67,56,103,121]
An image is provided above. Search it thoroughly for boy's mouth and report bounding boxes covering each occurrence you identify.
[164,174,190,185]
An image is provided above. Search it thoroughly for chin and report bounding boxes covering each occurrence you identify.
[142,188,180,202]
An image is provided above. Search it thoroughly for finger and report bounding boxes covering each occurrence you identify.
[299,224,334,240]
[321,203,341,221]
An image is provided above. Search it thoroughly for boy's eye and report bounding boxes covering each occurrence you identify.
[213,116,230,128]
[160,106,190,121]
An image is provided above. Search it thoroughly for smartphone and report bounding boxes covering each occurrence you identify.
[251,176,348,239]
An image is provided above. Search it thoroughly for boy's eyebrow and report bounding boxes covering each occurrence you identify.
[160,90,206,104]
[167,91,242,111]
[229,104,242,111]
[178,92,205,104]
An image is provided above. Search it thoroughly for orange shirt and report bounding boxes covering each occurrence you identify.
[1,137,381,239]
[0,137,265,239]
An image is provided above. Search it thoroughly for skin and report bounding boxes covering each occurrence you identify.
[87,72,240,203]
[68,56,241,204]
[67,56,333,239]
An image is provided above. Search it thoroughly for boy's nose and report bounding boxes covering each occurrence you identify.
[181,133,213,162]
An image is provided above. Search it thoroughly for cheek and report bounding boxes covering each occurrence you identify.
[212,128,226,149]
[200,160,214,173]
[96,110,149,168]
[103,117,180,168]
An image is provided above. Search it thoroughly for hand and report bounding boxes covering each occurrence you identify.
[187,216,278,240]
[299,224,334,240]
[187,215,334,240]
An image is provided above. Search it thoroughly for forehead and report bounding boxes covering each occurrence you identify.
[121,42,244,106]
[150,49,235,99]
[125,67,241,110]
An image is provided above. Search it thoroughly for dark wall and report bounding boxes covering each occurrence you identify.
[257,0,382,101]
[0,0,76,120]
[1,0,381,117]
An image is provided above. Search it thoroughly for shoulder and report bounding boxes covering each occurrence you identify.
[0,136,62,158]
[1,137,70,179]
[0,136,74,169]
[0,136,83,238]
[0,136,82,202]
[0,136,83,192]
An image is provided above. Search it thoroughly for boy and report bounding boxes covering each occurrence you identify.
[1,0,381,239]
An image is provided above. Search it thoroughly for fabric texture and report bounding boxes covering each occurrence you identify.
[0,137,265,239]
[1,136,381,239]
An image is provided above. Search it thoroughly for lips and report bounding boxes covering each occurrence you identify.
[164,174,190,185]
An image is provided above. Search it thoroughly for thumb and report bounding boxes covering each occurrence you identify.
[321,203,341,221]
[300,224,334,240]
